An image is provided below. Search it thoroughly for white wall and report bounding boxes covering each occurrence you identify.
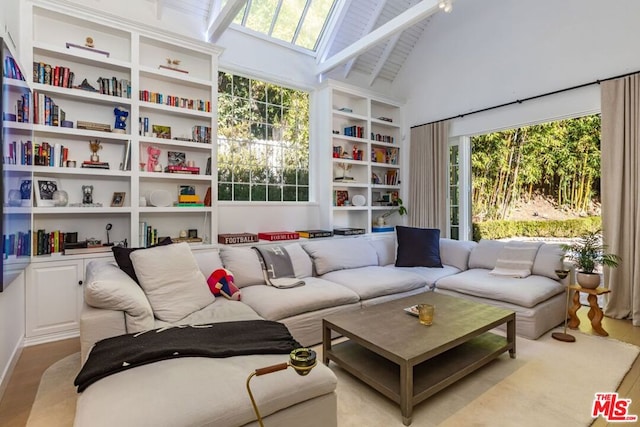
[0,272,26,400]
[0,0,21,52]
[393,0,640,132]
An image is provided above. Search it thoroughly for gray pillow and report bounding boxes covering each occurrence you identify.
[131,242,214,323]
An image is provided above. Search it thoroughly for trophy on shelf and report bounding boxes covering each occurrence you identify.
[335,162,354,182]
[89,140,102,162]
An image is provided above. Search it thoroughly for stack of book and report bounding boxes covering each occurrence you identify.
[296,230,333,239]
[258,231,300,241]
[77,121,111,132]
[82,161,110,169]
[175,194,204,207]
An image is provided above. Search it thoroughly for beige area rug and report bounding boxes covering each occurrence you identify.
[27,329,639,427]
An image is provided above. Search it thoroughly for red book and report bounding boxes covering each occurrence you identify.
[258,231,300,241]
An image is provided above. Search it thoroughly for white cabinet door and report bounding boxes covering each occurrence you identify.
[26,259,83,340]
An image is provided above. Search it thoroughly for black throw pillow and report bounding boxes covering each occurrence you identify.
[112,237,173,284]
[395,226,443,268]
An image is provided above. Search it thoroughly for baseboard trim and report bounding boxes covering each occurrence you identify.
[24,330,80,347]
[0,337,25,402]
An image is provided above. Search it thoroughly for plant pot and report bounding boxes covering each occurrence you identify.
[577,272,601,289]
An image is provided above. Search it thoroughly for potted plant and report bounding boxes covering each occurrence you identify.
[561,229,620,289]
[376,198,407,226]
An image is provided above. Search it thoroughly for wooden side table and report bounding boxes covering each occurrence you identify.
[567,285,611,336]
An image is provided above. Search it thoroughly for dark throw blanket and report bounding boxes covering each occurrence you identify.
[75,320,301,392]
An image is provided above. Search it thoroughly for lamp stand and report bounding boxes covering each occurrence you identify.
[552,284,576,342]
[246,348,317,427]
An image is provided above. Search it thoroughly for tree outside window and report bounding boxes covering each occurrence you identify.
[217,72,309,202]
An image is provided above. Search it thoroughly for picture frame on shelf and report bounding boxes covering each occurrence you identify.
[33,176,60,207]
[20,179,32,206]
[168,151,186,166]
[152,125,171,139]
[110,192,126,207]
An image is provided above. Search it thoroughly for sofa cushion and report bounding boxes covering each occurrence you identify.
[390,265,461,289]
[468,239,506,269]
[302,239,378,275]
[439,239,477,271]
[436,268,564,308]
[84,260,154,332]
[240,277,360,320]
[285,242,313,278]
[131,242,215,322]
[219,246,266,288]
[192,250,224,277]
[321,266,427,300]
[111,237,173,284]
[395,226,442,268]
[491,241,542,278]
[369,237,396,266]
[532,243,565,279]
[153,298,261,328]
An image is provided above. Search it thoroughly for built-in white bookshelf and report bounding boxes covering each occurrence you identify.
[319,80,404,234]
[19,3,221,255]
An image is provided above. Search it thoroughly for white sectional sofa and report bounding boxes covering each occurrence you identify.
[76,231,567,427]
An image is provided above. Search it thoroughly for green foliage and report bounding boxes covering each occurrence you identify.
[217,72,309,202]
[382,198,407,218]
[471,115,601,221]
[472,217,601,241]
[561,229,620,273]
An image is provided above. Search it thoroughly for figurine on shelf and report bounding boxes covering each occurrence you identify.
[85,36,94,48]
[76,78,98,92]
[113,107,128,134]
[146,145,161,172]
[89,140,102,162]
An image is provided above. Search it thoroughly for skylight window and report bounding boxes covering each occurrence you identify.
[228,0,338,52]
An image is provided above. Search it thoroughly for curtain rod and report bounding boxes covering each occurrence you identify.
[411,69,640,129]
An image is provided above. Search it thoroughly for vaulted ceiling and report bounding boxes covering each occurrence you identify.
[157,0,450,86]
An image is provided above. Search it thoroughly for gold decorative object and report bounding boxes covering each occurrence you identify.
[246,348,317,427]
[89,140,102,162]
[85,37,94,48]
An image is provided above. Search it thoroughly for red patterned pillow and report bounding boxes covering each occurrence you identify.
[207,268,241,300]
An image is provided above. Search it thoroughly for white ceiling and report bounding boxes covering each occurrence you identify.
[158,0,441,86]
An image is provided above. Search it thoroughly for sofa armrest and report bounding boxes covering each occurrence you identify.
[80,303,126,365]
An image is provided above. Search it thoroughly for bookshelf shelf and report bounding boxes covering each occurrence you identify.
[33,42,132,71]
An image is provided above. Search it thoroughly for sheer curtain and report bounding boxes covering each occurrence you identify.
[601,73,640,326]
[408,121,449,232]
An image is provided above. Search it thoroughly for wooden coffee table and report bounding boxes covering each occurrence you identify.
[322,292,516,425]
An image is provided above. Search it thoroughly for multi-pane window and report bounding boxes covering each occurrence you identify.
[449,145,460,239]
[217,72,310,202]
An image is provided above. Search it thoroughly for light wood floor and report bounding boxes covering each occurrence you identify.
[0,310,637,427]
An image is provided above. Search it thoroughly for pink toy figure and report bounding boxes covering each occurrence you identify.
[146,145,161,172]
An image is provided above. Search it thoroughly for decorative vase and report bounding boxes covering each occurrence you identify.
[577,272,601,289]
[377,216,386,226]
[52,190,69,207]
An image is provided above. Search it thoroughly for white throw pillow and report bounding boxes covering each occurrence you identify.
[131,242,215,323]
[490,241,542,278]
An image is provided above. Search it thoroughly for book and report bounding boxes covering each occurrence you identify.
[218,233,259,245]
[258,231,300,241]
[64,245,113,255]
[371,225,395,233]
[171,237,203,243]
[82,161,110,169]
[333,227,366,235]
[165,165,200,174]
[296,230,333,239]
[174,203,204,207]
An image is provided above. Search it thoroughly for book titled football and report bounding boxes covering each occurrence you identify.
[217,233,259,245]
[258,231,300,241]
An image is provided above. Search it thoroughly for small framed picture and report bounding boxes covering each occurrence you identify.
[179,185,196,195]
[33,176,60,207]
[111,192,126,207]
[152,124,171,139]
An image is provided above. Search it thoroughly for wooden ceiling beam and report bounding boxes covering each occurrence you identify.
[367,31,401,86]
[207,0,248,43]
[317,0,440,75]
